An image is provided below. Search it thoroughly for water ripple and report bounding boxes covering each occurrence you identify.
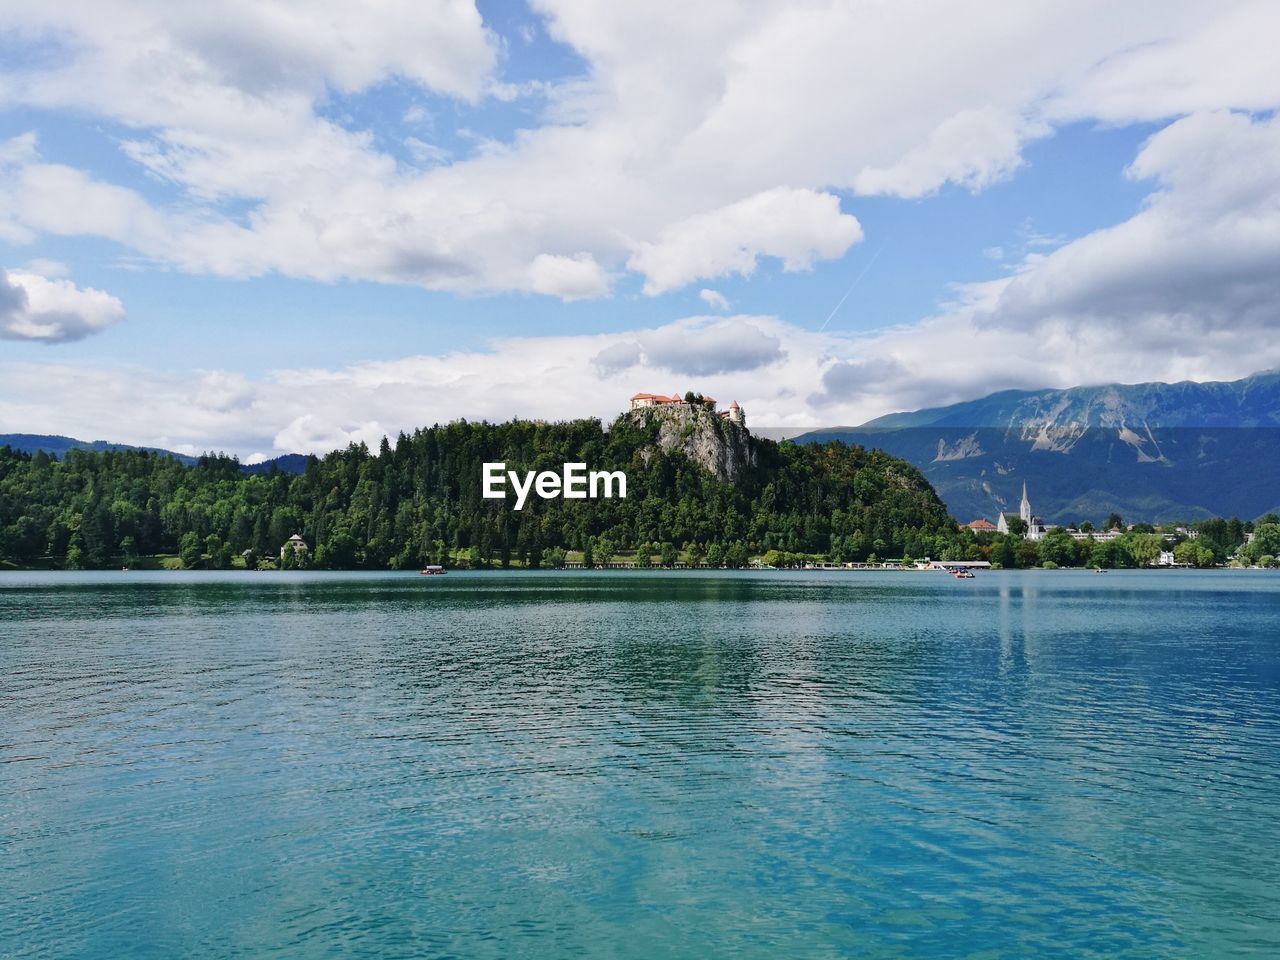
[2,569,1279,958]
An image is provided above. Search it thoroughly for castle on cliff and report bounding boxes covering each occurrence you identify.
[629,391,745,426]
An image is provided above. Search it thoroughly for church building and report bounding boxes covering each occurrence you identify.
[997,483,1047,541]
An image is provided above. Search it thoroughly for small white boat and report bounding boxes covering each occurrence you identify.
[419,565,447,576]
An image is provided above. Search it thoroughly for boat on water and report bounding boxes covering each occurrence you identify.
[953,569,975,579]
[419,566,447,575]
[1095,567,1107,574]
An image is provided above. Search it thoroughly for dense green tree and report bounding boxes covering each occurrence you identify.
[594,536,617,565]
[1253,523,1280,556]
[1037,530,1077,567]
[1173,540,1214,568]
[1122,532,1163,567]
[0,419,961,571]
[179,532,203,569]
[1241,523,1280,564]
[1014,539,1040,569]
[205,534,229,569]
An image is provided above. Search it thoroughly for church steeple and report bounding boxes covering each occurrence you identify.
[1020,482,1032,524]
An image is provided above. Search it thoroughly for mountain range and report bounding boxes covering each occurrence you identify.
[0,434,308,476]
[794,372,1280,524]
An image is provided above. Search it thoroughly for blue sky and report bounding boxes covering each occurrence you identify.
[1,2,1278,457]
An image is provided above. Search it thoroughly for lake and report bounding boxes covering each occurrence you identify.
[2,569,1278,958]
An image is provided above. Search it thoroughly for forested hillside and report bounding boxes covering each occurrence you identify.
[0,415,958,569]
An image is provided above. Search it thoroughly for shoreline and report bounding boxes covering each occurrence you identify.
[2,564,1270,574]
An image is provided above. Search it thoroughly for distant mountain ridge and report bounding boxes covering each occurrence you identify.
[860,372,1280,431]
[795,372,1280,524]
[0,434,307,475]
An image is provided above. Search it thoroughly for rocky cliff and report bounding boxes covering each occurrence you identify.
[620,404,756,481]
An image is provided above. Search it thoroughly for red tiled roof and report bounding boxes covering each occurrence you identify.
[966,519,997,530]
[632,391,720,406]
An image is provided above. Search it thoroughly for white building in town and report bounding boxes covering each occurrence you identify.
[985,483,1129,543]
[997,483,1047,541]
[280,533,309,562]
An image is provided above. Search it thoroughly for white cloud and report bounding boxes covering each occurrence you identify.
[977,111,1280,350]
[404,137,450,167]
[0,267,125,343]
[0,2,1275,298]
[1,1,1280,441]
[628,188,863,294]
[3,0,498,106]
[9,295,1280,456]
[852,108,1045,197]
[274,414,387,455]
[699,289,730,311]
[593,316,784,377]
[22,258,69,277]
[527,252,610,300]
[1045,2,1280,124]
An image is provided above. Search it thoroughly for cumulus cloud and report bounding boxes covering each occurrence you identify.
[3,2,1280,443]
[628,188,863,294]
[808,357,912,408]
[592,317,784,377]
[592,341,644,376]
[699,289,730,311]
[274,414,387,456]
[1,3,1275,296]
[853,108,1044,197]
[527,252,611,300]
[976,111,1280,354]
[0,267,125,343]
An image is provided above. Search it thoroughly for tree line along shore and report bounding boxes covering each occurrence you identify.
[1,416,1277,572]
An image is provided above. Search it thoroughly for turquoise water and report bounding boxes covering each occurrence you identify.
[2,569,1279,958]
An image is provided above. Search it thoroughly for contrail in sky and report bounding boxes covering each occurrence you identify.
[818,240,888,332]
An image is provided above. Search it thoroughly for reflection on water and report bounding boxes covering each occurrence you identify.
[2,570,1279,958]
